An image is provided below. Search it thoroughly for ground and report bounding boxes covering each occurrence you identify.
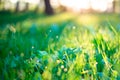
[0,11,120,80]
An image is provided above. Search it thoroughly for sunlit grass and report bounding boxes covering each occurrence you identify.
[0,12,120,80]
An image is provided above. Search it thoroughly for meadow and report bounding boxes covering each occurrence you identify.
[0,11,120,80]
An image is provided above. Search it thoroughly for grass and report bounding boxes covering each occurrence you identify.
[0,11,120,80]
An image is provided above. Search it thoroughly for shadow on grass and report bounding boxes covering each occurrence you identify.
[0,10,46,26]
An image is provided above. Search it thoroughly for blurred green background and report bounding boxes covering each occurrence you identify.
[0,0,120,80]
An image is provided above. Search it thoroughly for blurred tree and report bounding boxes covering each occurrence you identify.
[113,0,116,12]
[113,0,120,13]
[0,0,1,5]
[24,2,29,11]
[2,0,5,10]
[44,0,53,15]
[0,0,1,9]
[15,1,20,12]
[116,0,120,13]
[34,0,41,12]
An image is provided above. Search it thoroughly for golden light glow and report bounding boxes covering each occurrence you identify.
[10,0,114,12]
[10,0,18,3]
[59,0,114,12]
[10,0,40,4]
[25,0,40,4]
[60,0,90,9]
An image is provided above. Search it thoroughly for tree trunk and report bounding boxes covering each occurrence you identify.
[34,0,41,12]
[113,0,116,12]
[44,0,53,15]
[24,2,29,11]
[115,0,120,13]
[15,1,20,12]
[0,0,1,9]
[0,0,1,5]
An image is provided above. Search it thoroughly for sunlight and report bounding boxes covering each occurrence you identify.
[10,0,40,4]
[24,0,40,4]
[51,0,60,8]
[10,0,18,3]
[9,0,114,12]
[91,0,107,11]
[59,0,114,12]
[60,0,90,9]
[91,0,113,11]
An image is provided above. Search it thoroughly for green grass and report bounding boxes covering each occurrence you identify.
[0,12,120,80]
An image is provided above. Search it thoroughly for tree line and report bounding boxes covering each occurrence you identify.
[0,0,120,14]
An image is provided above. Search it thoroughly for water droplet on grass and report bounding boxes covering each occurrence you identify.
[49,30,52,32]
[73,26,76,29]
[61,65,64,69]
[56,35,59,39]
[64,68,67,72]
[9,51,12,54]
[30,58,32,61]
[37,60,39,63]
[20,53,24,57]
[56,60,60,64]
[32,46,34,49]
[45,66,47,69]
